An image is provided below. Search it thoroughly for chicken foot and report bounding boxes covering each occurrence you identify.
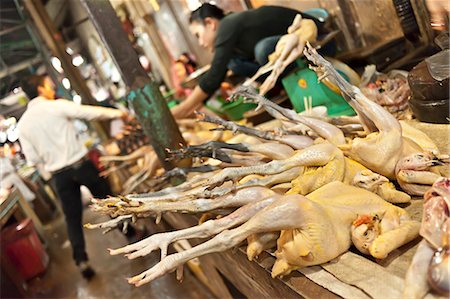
[145,165,219,191]
[127,171,216,199]
[127,194,310,286]
[85,215,134,234]
[93,167,301,218]
[230,86,346,145]
[199,112,313,150]
[202,142,340,190]
[168,140,295,162]
[259,39,306,95]
[110,191,279,260]
[244,15,304,87]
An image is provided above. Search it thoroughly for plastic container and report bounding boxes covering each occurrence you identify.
[1,218,49,280]
[409,97,449,124]
[222,98,257,121]
[408,60,449,101]
[282,59,357,117]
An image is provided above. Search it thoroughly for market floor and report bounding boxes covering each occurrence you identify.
[26,208,214,299]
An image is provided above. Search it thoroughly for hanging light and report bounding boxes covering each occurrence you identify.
[62,78,71,89]
[51,57,63,73]
[0,131,7,143]
[72,54,84,67]
[7,127,18,142]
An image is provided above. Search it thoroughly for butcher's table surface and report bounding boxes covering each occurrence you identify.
[160,121,448,299]
[162,200,427,299]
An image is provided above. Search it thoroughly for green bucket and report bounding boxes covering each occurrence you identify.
[282,59,357,117]
[222,98,257,121]
[205,96,257,121]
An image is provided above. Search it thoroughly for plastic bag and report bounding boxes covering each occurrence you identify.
[425,49,450,81]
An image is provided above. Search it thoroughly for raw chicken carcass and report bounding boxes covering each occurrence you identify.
[303,44,448,195]
[404,178,450,298]
[352,169,411,203]
[245,14,318,95]
[124,182,419,286]
[230,86,346,146]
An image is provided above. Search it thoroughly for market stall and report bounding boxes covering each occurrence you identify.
[85,45,449,299]
[1,0,449,298]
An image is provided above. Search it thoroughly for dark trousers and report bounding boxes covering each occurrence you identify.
[52,159,112,264]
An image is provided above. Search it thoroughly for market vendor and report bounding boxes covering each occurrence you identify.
[171,3,327,119]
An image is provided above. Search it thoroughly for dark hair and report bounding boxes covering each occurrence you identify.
[180,52,198,69]
[189,3,225,24]
[20,75,46,100]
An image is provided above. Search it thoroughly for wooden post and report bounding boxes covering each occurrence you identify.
[80,0,190,170]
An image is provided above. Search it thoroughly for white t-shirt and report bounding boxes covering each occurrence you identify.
[17,97,122,172]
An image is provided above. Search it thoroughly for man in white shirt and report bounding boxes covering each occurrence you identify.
[18,75,127,280]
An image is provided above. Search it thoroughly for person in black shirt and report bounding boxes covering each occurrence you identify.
[171,4,326,119]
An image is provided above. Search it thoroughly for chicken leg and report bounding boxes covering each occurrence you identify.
[202,142,341,190]
[199,113,313,150]
[126,182,419,286]
[110,191,279,260]
[231,86,346,146]
[304,44,404,179]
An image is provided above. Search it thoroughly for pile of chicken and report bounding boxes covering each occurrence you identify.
[360,65,413,120]
[99,119,233,194]
[87,44,449,288]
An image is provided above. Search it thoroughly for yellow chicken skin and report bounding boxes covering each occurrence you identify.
[273,182,419,277]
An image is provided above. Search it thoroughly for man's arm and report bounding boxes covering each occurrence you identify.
[171,85,209,119]
[55,100,126,121]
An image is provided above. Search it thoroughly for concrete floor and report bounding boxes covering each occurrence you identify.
[26,208,213,299]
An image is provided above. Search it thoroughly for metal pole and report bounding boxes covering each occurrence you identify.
[80,0,190,170]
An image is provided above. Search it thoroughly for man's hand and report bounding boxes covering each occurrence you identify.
[120,111,134,123]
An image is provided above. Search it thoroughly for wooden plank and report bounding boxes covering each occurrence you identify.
[163,213,339,299]
[211,249,301,299]
[162,213,233,299]
[252,250,340,299]
[16,193,47,245]
[298,266,370,299]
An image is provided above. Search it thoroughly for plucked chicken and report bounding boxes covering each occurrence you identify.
[245,14,318,95]
[120,182,418,286]
[404,178,450,298]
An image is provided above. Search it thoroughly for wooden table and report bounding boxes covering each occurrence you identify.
[140,122,448,298]
[162,213,341,299]
[156,198,428,299]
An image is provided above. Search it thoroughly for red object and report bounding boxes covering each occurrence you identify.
[1,218,49,280]
[87,148,105,172]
